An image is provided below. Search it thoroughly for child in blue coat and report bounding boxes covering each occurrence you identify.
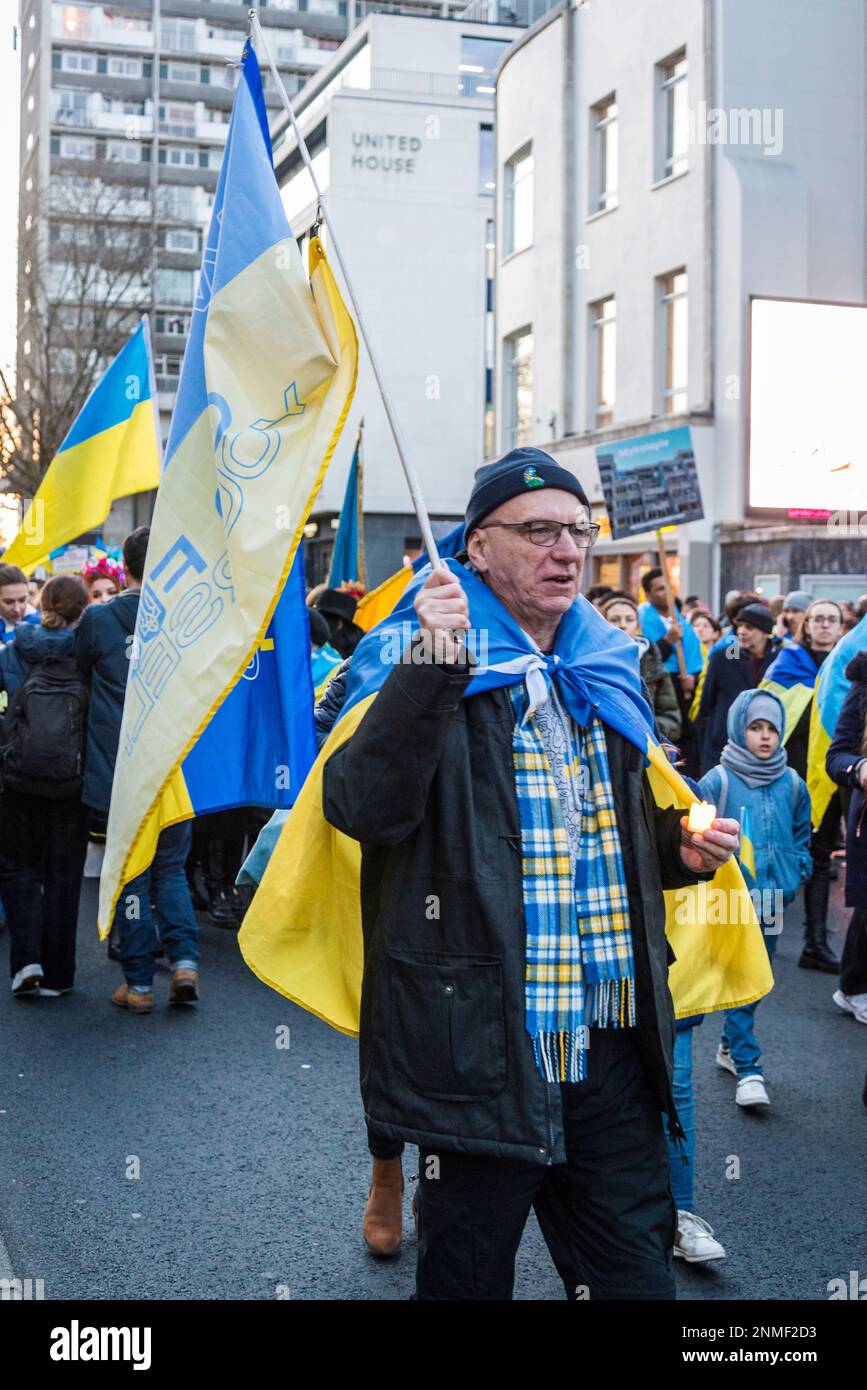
[697,689,812,1109]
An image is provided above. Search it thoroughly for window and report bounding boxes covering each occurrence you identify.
[163,19,197,51]
[56,88,89,123]
[161,144,198,167]
[658,49,688,179]
[590,296,616,428]
[165,228,199,252]
[59,134,96,159]
[503,145,533,256]
[155,268,194,305]
[60,49,96,73]
[478,124,494,195]
[503,328,533,449]
[166,60,198,83]
[458,34,508,97]
[107,55,143,78]
[106,138,143,162]
[155,312,190,336]
[591,95,617,211]
[659,269,688,415]
[159,103,196,137]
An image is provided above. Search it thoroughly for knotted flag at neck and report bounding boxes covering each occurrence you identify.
[342,558,657,751]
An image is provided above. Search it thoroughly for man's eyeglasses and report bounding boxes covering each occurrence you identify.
[477,520,601,549]
[808,614,840,625]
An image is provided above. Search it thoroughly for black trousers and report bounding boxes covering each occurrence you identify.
[0,790,90,990]
[840,907,867,995]
[415,1028,676,1300]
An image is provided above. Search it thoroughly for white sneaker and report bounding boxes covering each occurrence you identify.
[674,1210,726,1263]
[715,1044,737,1076]
[832,989,867,1024]
[12,964,43,995]
[736,1073,770,1108]
[38,987,71,998]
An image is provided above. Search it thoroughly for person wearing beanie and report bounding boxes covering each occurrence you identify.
[314,587,363,660]
[317,444,739,1298]
[696,602,780,773]
[697,689,812,1108]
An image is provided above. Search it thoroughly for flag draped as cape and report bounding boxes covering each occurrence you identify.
[239,562,773,1033]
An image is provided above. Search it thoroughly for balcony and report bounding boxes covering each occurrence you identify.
[51,12,154,47]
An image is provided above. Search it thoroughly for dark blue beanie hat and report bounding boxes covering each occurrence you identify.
[464,447,590,537]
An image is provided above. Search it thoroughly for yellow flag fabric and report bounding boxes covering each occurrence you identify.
[355,564,414,633]
[240,700,773,1034]
[5,319,160,574]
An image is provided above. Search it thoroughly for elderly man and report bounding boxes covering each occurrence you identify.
[322,447,738,1301]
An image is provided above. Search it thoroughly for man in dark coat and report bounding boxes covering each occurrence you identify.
[697,603,780,773]
[75,527,200,1013]
[826,649,867,1023]
[322,448,738,1300]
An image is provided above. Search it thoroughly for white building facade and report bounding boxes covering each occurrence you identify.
[273,11,525,584]
[494,0,867,606]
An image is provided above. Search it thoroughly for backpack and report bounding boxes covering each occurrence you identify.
[0,654,89,799]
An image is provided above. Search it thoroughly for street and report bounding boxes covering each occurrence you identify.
[1,875,865,1302]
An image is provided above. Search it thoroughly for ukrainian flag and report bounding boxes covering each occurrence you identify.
[4,319,160,574]
[739,805,757,882]
[807,613,867,828]
[240,560,773,1033]
[760,640,817,745]
[98,42,357,934]
[327,427,365,588]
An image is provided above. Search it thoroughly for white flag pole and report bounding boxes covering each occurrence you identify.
[249,11,443,570]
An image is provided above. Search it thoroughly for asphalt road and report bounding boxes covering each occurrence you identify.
[1,874,865,1301]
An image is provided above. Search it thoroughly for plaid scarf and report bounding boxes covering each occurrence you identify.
[510,685,636,1083]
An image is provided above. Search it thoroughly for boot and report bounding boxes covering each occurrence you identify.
[799,865,840,972]
[363,1157,404,1257]
[204,840,240,928]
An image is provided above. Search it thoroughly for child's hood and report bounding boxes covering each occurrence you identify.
[725,687,786,751]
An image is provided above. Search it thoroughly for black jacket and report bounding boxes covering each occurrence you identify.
[697,638,780,773]
[0,622,77,704]
[322,647,711,1167]
[74,591,139,813]
[826,650,867,909]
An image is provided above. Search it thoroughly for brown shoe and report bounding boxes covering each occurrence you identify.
[363,1156,404,1257]
[112,982,153,1014]
[169,968,199,1005]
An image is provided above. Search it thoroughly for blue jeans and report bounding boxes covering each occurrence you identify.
[721,925,779,1078]
[116,822,199,989]
[666,1028,696,1210]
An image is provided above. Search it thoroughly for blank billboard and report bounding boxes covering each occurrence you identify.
[748,297,867,513]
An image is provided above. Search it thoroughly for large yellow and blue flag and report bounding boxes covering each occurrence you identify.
[4,319,160,574]
[760,639,817,744]
[97,42,357,934]
[240,560,773,1033]
[327,427,365,588]
[807,613,867,828]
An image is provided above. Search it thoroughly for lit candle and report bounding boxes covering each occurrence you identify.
[687,801,717,834]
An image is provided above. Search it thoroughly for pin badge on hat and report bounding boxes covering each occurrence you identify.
[523,466,545,489]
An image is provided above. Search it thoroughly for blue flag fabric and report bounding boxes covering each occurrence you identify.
[639,602,705,675]
[328,444,363,588]
[763,640,818,690]
[181,547,317,813]
[344,558,656,751]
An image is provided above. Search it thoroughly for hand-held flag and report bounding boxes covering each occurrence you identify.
[4,318,160,573]
[327,426,366,588]
[98,43,357,935]
[807,613,867,828]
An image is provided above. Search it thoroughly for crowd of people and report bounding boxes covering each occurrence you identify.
[1,444,866,1300]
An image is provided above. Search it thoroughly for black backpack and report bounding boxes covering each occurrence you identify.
[0,654,89,798]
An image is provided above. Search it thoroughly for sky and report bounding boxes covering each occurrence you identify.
[1,0,21,377]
